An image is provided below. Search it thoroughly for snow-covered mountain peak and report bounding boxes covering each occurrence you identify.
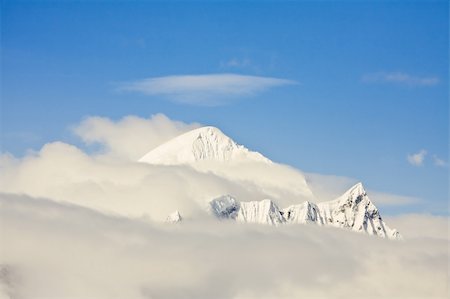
[209,195,239,219]
[329,182,369,208]
[166,211,182,223]
[282,201,321,224]
[196,126,230,137]
[137,126,401,239]
[343,182,366,197]
[238,199,285,225]
[207,184,402,240]
[208,196,284,225]
[316,183,401,239]
[139,126,271,165]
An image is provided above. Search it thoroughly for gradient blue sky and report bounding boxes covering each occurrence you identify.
[1,1,448,214]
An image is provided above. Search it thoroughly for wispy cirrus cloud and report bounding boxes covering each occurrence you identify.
[406,150,447,168]
[117,73,297,106]
[362,72,439,86]
[433,155,447,167]
[407,149,427,166]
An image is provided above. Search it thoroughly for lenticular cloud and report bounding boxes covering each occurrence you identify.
[118,74,297,106]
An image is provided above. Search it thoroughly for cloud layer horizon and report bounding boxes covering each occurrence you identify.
[0,113,448,299]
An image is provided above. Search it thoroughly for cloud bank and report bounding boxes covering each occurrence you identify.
[1,193,448,299]
[0,140,318,221]
[362,72,439,86]
[73,114,200,160]
[1,114,448,298]
[0,115,419,221]
[118,74,296,106]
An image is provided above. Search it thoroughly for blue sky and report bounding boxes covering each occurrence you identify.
[1,1,448,214]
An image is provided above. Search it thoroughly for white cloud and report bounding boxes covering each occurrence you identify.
[0,141,316,222]
[368,191,421,206]
[384,213,449,240]
[1,114,448,298]
[72,114,200,160]
[0,137,419,225]
[0,115,429,219]
[0,193,448,299]
[305,172,359,201]
[118,73,297,106]
[433,155,447,167]
[407,149,427,166]
[362,72,440,86]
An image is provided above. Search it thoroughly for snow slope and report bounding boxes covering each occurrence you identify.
[139,126,271,165]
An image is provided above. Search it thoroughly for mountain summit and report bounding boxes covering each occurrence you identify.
[284,182,401,239]
[139,126,271,165]
[139,126,400,239]
[209,183,401,240]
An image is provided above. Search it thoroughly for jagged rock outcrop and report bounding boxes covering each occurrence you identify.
[209,183,401,240]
